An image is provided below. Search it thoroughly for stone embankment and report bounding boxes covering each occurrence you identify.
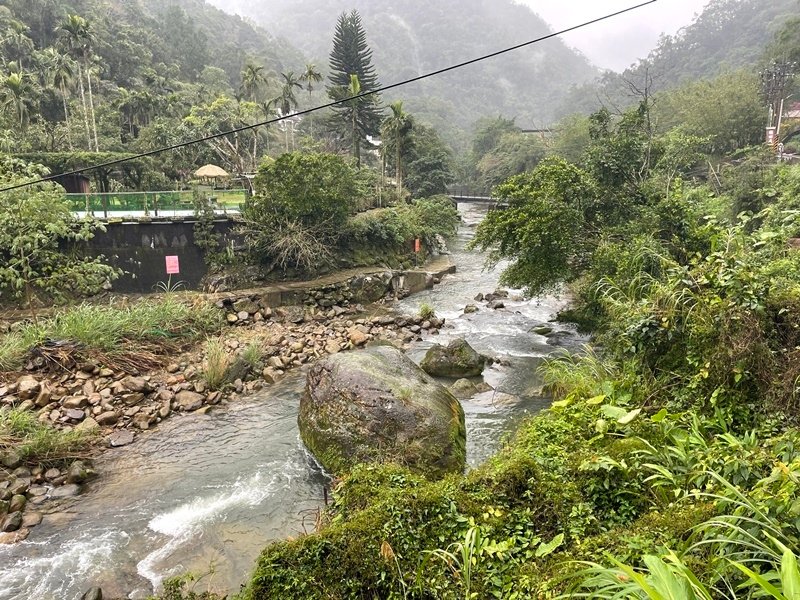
[0,266,452,544]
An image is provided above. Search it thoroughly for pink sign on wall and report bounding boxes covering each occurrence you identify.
[165,255,180,275]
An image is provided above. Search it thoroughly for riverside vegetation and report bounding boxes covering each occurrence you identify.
[236,39,800,600]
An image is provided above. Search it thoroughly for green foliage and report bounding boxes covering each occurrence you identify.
[243,152,365,273]
[0,406,97,465]
[470,157,599,295]
[418,302,435,320]
[0,158,120,309]
[0,296,221,371]
[201,337,230,391]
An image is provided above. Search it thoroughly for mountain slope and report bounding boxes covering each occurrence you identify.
[207,0,598,146]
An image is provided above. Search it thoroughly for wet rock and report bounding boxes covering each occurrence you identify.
[531,325,554,336]
[1,451,22,470]
[21,512,42,528]
[132,413,152,430]
[26,485,48,497]
[66,461,92,484]
[0,500,7,516]
[81,587,103,600]
[50,484,80,498]
[1,511,22,532]
[463,304,479,314]
[449,378,480,400]
[488,300,505,310]
[420,338,486,379]
[107,430,135,448]
[8,494,25,513]
[44,468,61,481]
[261,368,284,384]
[158,401,171,418]
[0,527,29,544]
[175,390,204,412]
[299,345,466,478]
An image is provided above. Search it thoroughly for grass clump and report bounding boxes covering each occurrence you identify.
[241,342,264,372]
[0,296,222,372]
[418,302,436,320]
[0,407,97,465]
[202,337,231,391]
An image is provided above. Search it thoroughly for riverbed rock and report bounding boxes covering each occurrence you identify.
[0,527,28,544]
[175,390,204,412]
[420,338,486,379]
[299,345,466,478]
[21,512,42,528]
[463,304,479,314]
[531,325,554,336]
[449,378,480,400]
[81,587,103,600]
[120,376,152,394]
[16,376,40,400]
[66,461,93,484]
[1,511,22,532]
[50,484,81,498]
[107,430,135,448]
[1,450,22,470]
[8,494,25,513]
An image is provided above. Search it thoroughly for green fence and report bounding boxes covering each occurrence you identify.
[65,189,248,215]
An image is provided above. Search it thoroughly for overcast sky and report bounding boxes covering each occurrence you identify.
[522,0,711,71]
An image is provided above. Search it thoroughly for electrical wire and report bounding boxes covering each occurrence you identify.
[0,0,657,193]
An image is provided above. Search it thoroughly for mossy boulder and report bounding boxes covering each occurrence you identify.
[298,345,466,478]
[420,338,486,378]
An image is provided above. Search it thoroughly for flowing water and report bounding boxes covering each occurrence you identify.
[0,204,582,599]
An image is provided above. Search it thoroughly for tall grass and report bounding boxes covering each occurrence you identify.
[0,407,97,464]
[0,297,222,371]
[202,338,231,391]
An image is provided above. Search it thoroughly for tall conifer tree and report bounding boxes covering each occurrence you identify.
[327,10,382,165]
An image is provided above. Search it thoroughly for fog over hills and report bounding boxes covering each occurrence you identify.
[205,0,599,145]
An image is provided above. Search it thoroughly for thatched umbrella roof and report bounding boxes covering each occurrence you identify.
[194,164,230,179]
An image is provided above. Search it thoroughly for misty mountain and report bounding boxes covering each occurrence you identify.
[561,0,799,118]
[206,0,598,146]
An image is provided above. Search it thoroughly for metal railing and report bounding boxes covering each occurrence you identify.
[65,189,248,218]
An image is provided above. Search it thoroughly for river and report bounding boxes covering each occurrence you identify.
[0,203,581,599]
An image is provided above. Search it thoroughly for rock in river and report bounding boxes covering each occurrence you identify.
[298,345,466,478]
[420,338,486,378]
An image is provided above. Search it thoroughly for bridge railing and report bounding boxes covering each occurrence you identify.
[65,189,248,218]
[446,185,495,199]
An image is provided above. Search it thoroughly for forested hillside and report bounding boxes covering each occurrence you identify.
[563,0,800,117]
[207,0,598,147]
[0,0,304,183]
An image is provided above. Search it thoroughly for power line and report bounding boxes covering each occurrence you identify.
[0,0,657,193]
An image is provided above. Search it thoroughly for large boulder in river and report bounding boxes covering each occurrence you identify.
[420,338,486,378]
[298,345,466,478]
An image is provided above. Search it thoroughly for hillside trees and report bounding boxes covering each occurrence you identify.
[0,158,119,310]
[327,10,382,165]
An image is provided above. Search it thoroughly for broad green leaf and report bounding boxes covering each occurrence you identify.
[535,533,564,558]
[552,398,572,409]
[730,560,786,600]
[601,404,628,421]
[651,408,668,423]
[781,548,800,600]
[586,394,606,405]
[618,408,642,425]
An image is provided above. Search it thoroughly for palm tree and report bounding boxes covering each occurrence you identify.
[40,48,76,149]
[239,62,267,102]
[300,63,323,137]
[381,101,413,197]
[259,98,277,157]
[2,20,35,70]
[0,71,40,129]
[275,71,302,150]
[58,14,98,151]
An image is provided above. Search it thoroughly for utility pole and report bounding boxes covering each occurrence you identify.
[760,61,795,153]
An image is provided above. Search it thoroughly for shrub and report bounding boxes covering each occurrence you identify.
[201,337,230,391]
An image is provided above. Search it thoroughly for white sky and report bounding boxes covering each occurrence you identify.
[520,0,711,71]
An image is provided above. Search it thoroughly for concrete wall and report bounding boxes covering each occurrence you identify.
[85,218,238,293]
